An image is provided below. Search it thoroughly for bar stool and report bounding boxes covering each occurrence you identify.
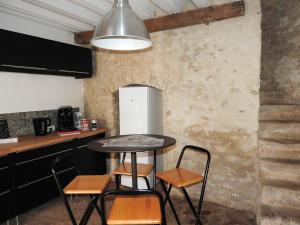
[156,145,211,225]
[101,189,166,225]
[112,153,153,189]
[51,153,110,225]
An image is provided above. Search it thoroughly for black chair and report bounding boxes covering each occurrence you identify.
[112,152,153,189]
[156,145,211,225]
[101,189,167,225]
[51,153,110,225]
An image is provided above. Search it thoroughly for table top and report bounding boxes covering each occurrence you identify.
[87,134,176,153]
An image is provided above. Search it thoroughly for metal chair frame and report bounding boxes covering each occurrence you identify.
[158,145,211,225]
[115,152,151,189]
[51,153,103,225]
[100,189,167,225]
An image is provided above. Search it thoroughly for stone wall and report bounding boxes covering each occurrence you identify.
[84,0,261,214]
[259,1,300,224]
[260,0,300,104]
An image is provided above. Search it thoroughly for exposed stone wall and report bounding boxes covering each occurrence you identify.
[261,0,300,103]
[259,1,300,224]
[84,0,261,214]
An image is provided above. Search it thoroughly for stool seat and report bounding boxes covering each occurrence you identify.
[52,154,110,225]
[64,175,110,194]
[112,162,153,177]
[107,195,162,225]
[156,168,204,188]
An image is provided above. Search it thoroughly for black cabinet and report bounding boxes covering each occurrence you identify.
[74,132,106,175]
[13,141,74,186]
[0,29,93,78]
[13,141,75,215]
[0,155,14,223]
[0,132,106,223]
[15,168,75,215]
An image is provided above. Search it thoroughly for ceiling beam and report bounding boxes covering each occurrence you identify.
[74,0,245,45]
[191,0,210,8]
[151,0,182,14]
[145,0,245,33]
[129,0,156,19]
[0,7,80,33]
[0,0,93,32]
[106,0,156,20]
[68,0,112,16]
[23,0,102,26]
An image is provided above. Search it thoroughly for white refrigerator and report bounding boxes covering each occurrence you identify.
[119,85,163,189]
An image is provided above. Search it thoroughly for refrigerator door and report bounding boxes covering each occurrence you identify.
[119,87,149,134]
[148,87,163,135]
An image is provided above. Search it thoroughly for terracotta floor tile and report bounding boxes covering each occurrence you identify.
[3,184,256,225]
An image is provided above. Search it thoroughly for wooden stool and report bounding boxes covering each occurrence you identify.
[51,154,110,225]
[156,145,211,225]
[112,153,153,189]
[101,189,166,225]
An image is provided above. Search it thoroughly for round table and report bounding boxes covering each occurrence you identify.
[87,134,176,189]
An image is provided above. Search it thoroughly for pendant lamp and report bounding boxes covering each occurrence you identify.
[91,0,152,51]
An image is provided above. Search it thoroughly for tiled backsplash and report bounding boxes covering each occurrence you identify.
[0,108,79,137]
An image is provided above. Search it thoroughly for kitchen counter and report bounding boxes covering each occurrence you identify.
[0,128,107,156]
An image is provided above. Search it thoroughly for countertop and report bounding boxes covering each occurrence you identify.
[0,128,107,157]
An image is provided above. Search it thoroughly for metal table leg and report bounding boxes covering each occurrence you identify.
[153,149,157,189]
[131,152,138,189]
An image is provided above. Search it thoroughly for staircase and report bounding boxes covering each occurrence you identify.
[259,105,300,225]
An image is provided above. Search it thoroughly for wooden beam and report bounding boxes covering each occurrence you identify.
[145,0,245,32]
[75,30,94,44]
[74,0,245,44]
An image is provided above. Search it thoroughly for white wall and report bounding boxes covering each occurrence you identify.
[0,73,83,114]
[0,11,84,114]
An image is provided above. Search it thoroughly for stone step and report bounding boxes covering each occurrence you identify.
[260,77,279,91]
[260,90,289,105]
[259,140,300,160]
[260,159,300,183]
[261,138,300,144]
[261,184,300,210]
[261,215,300,225]
[260,122,300,141]
[259,105,300,121]
[261,203,300,225]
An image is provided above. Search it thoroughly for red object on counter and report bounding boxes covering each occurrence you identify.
[80,119,89,131]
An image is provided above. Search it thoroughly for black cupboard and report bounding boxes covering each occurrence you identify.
[0,155,14,222]
[0,29,93,78]
[0,132,106,223]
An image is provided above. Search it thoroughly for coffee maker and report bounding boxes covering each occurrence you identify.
[0,119,9,138]
[33,118,51,136]
[57,106,76,131]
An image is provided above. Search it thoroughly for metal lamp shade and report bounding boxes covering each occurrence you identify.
[91,0,152,51]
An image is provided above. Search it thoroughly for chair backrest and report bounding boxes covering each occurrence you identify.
[121,152,127,163]
[176,145,211,212]
[101,189,167,225]
[51,153,79,225]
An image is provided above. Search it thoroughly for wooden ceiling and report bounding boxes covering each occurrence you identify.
[75,1,244,44]
[0,0,240,32]
[0,0,245,43]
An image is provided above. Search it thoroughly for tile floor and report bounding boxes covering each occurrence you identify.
[4,192,256,225]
